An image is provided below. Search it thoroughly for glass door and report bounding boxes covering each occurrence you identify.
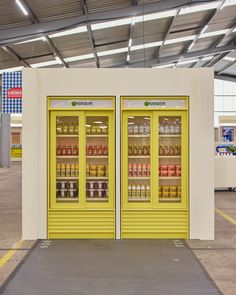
[50,111,82,208]
[123,112,153,208]
[85,111,114,208]
[156,111,188,208]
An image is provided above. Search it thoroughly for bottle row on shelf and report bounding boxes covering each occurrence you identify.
[159,121,181,135]
[87,145,108,156]
[128,163,150,177]
[86,189,108,199]
[86,181,108,190]
[159,142,181,156]
[86,124,108,135]
[128,124,150,135]
[128,145,150,156]
[56,180,78,198]
[57,145,79,156]
[57,180,77,189]
[57,163,79,178]
[128,184,150,200]
[159,165,181,177]
[86,165,109,177]
[159,185,181,199]
[57,122,78,135]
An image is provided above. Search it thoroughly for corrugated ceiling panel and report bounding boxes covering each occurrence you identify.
[130,47,156,63]
[191,37,219,52]
[133,18,170,39]
[209,6,236,31]
[0,0,31,29]
[159,43,185,58]
[0,48,16,62]
[214,60,231,72]
[93,26,129,48]
[69,60,97,68]
[10,40,51,59]
[86,0,132,14]
[24,56,55,65]
[27,0,83,22]
[223,63,236,76]
[99,53,126,67]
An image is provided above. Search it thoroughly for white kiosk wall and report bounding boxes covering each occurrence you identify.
[22,68,214,240]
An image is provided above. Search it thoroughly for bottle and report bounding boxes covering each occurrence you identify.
[145,123,150,135]
[146,185,150,199]
[67,145,72,156]
[133,144,138,156]
[60,163,66,177]
[174,144,179,156]
[169,121,175,134]
[68,122,74,134]
[128,164,133,177]
[142,163,147,177]
[128,185,132,198]
[56,163,61,177]
[169,144,175,156]
[93,145,98,156]
[56,145,62,156]
[141,185,145,198]
[128,125,133,134]
[73,146,78,156]
[159,122,164,134]
[128,145,133,156]
[138,145,143,155]
[136,185,141,198]
[143,145,148,156]
[164,142,169,156]
[56,121,63,134]
[66,164,71,177]
[62,146,67,156]
[74,123,78,135]
[75,164,79,177]
[147,163,150,177]
[139,125,145,134]
[137,164,142,177]
[164,121,170,134]
[71,164,76,177]
[62,122,68,134]
[133,164,137,177]
[131,185,136,198]
[159,141,164,156]
[133,124,139,134]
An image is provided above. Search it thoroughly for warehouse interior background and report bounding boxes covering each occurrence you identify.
[0,1,236,295]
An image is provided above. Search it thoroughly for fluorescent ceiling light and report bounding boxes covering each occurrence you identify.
[220,0,228,10]
[15,37,45,45]
[180,2,219,15]
[131,17,135,26]
[223,56,236,62]
[128,39,132,47]
[55,56,62,64]
[15,0,28,16]
[188,41,195,51]
[200,25,208,35]
[131,41,162,51]
[127,54,130,62]
[49,26,87,38]
[200,29,228,38]
[0,66,23,74]
[42,36,47,41]
[64,53,94,62]
[134,10,176,22]
[152,63,175,68]
[97,47,128,57]
[165,35,195,45]
[91,18,132,30]
[177,58,199,65]
[201,55,214,61]
[31,60,59,68]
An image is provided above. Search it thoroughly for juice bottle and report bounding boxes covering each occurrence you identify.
[88,145,93,155]
[56,145,62,156]
[67,145,72,156]
[68,122,74,134]
[74,123,78,134]
[138,145,143,155]
[141,185,145,198]
[169,144,175,156]
[131,185,136,198]
[56,122,62,134]
[164,143,169,156]
[133,124,139,134]
[142,163,147,177]
[71,164,76,177]
[66,164,71,177]
[61,163,66,177]
[133,144,138,156]
[137,164,142,177]
[147,163,150,177]
[136,185,141,198]
[56,163,61,177]
[62,146,67,156]
[128,164,133,177]
[75,164,79,177]
[103,146,108,156]
[159,141,164,156]
[93,145,98,156]
[128,145,133,156]
[73,146,78,156]
[62,123,68,134]
[128,185,132,198]
[133,164,137,177]
[146,185,150,199]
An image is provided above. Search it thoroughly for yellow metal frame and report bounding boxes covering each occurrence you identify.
[121,96,189,239]
[48,96,115,239]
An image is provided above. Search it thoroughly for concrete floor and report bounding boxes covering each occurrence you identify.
[0,163,236,294]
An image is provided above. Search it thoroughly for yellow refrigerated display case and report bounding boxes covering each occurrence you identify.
[48,97,115,239]
[121,96,189,239]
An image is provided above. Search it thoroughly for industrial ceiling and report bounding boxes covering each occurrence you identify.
[0,0,236,81]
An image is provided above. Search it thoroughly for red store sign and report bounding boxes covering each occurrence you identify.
[7,87,22,99]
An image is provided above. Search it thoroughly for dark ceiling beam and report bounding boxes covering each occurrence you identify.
[0,0,219,46]
[214,73,236,82]
[177,0,227,64]
[18,0,68,68]
[81,0,99,68]
[112,43,235,68]
[155,9,180,61]
[2,46,30,67]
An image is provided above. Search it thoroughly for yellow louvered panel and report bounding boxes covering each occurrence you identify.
[122,210,188,239]
[49,210,115,239]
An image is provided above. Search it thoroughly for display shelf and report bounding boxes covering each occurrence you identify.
[86,176,108,180]
[56,134,78,137]
[56,198,79,202]
[159,177,181,180]
[159,156,181,158]
[87,199,108,202]
[57,177,78,180]
[86,134,108,137]
[159,134,181,137]
[128,135,150,138]
[56,156,78,159]
[128,177,150,180]
[159,198,181,202]
[128,156,150,158]
[128,198,150,202]
[86,156,108,158]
